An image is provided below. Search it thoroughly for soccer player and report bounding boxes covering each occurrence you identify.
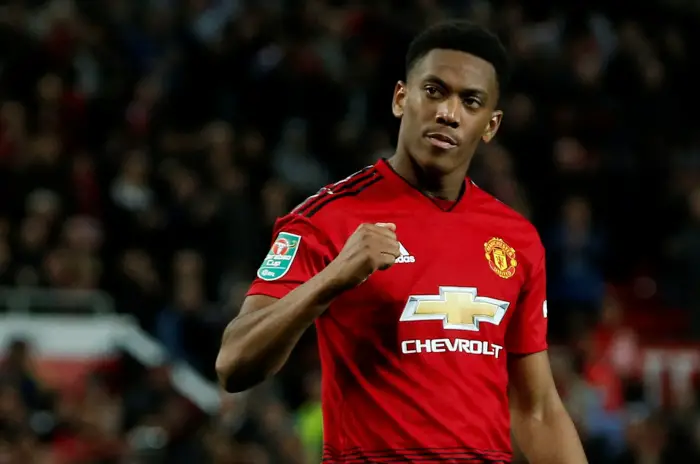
[216,21,587,463]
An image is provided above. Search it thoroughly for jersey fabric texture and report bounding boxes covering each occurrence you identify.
[247,159,548,463]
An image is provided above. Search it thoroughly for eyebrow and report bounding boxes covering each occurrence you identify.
[423,74,490,99]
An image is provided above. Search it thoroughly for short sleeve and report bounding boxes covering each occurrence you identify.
[505,244,548,354]
[246,214,335,300]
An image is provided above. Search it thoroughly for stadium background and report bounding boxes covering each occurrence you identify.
[1,0,699,462]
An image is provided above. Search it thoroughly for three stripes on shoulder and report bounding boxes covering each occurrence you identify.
[292,166,383,218]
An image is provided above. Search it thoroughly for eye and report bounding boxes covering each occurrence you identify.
[463,97,482,109]
[424,85,442,98]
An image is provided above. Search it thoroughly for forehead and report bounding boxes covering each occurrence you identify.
[410,49,497,92]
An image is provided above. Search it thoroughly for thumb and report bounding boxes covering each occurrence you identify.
[375,222,396,232]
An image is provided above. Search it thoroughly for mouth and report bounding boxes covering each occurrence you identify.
[425,132,458,150]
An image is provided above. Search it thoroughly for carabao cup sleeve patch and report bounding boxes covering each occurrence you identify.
[256,232,302,281]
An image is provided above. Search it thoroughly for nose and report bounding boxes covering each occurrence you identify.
[435,96,460,129]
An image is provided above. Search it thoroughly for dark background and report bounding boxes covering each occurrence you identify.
[1,0,699,462]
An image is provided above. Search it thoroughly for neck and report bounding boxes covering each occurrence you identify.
[387,152,467,201]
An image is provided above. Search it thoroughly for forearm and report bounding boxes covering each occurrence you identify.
[511,402,587,464]
[216,265,342,392]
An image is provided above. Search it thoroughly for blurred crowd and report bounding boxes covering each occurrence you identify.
[0,0,700,462]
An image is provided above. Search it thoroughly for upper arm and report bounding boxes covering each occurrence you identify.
[238,294,279,317]
[506,238,558,414]
[508,351,559,415]
[505,241,548,354]
[247,214,336,300]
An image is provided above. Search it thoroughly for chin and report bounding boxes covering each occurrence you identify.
[411,147,464,174]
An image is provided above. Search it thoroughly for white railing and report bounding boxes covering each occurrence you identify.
[0,287,225,416]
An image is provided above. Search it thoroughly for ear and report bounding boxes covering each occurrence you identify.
[392,81,406,118]
[482,110,503,143]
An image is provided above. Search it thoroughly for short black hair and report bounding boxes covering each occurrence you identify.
[405,20,509,90]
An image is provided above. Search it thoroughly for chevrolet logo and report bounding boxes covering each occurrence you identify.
[399,287,510,331]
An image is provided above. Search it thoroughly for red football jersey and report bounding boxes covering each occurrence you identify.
[248,159,548,463]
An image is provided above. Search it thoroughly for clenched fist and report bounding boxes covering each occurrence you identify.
[324,223,400,291]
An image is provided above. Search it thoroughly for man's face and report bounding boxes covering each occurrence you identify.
[393,49,503,174]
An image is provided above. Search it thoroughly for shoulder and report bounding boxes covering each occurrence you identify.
[469,181,544,259]
[270,165,386,246]
[288,165,386,222]
[470,183,539,236]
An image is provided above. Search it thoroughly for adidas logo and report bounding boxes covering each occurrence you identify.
[395,242,416,264]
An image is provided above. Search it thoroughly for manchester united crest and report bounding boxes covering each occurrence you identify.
[484,237,518,279]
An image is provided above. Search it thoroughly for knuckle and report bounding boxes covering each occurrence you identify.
[356,231,366,242]
[359,226,374,239]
